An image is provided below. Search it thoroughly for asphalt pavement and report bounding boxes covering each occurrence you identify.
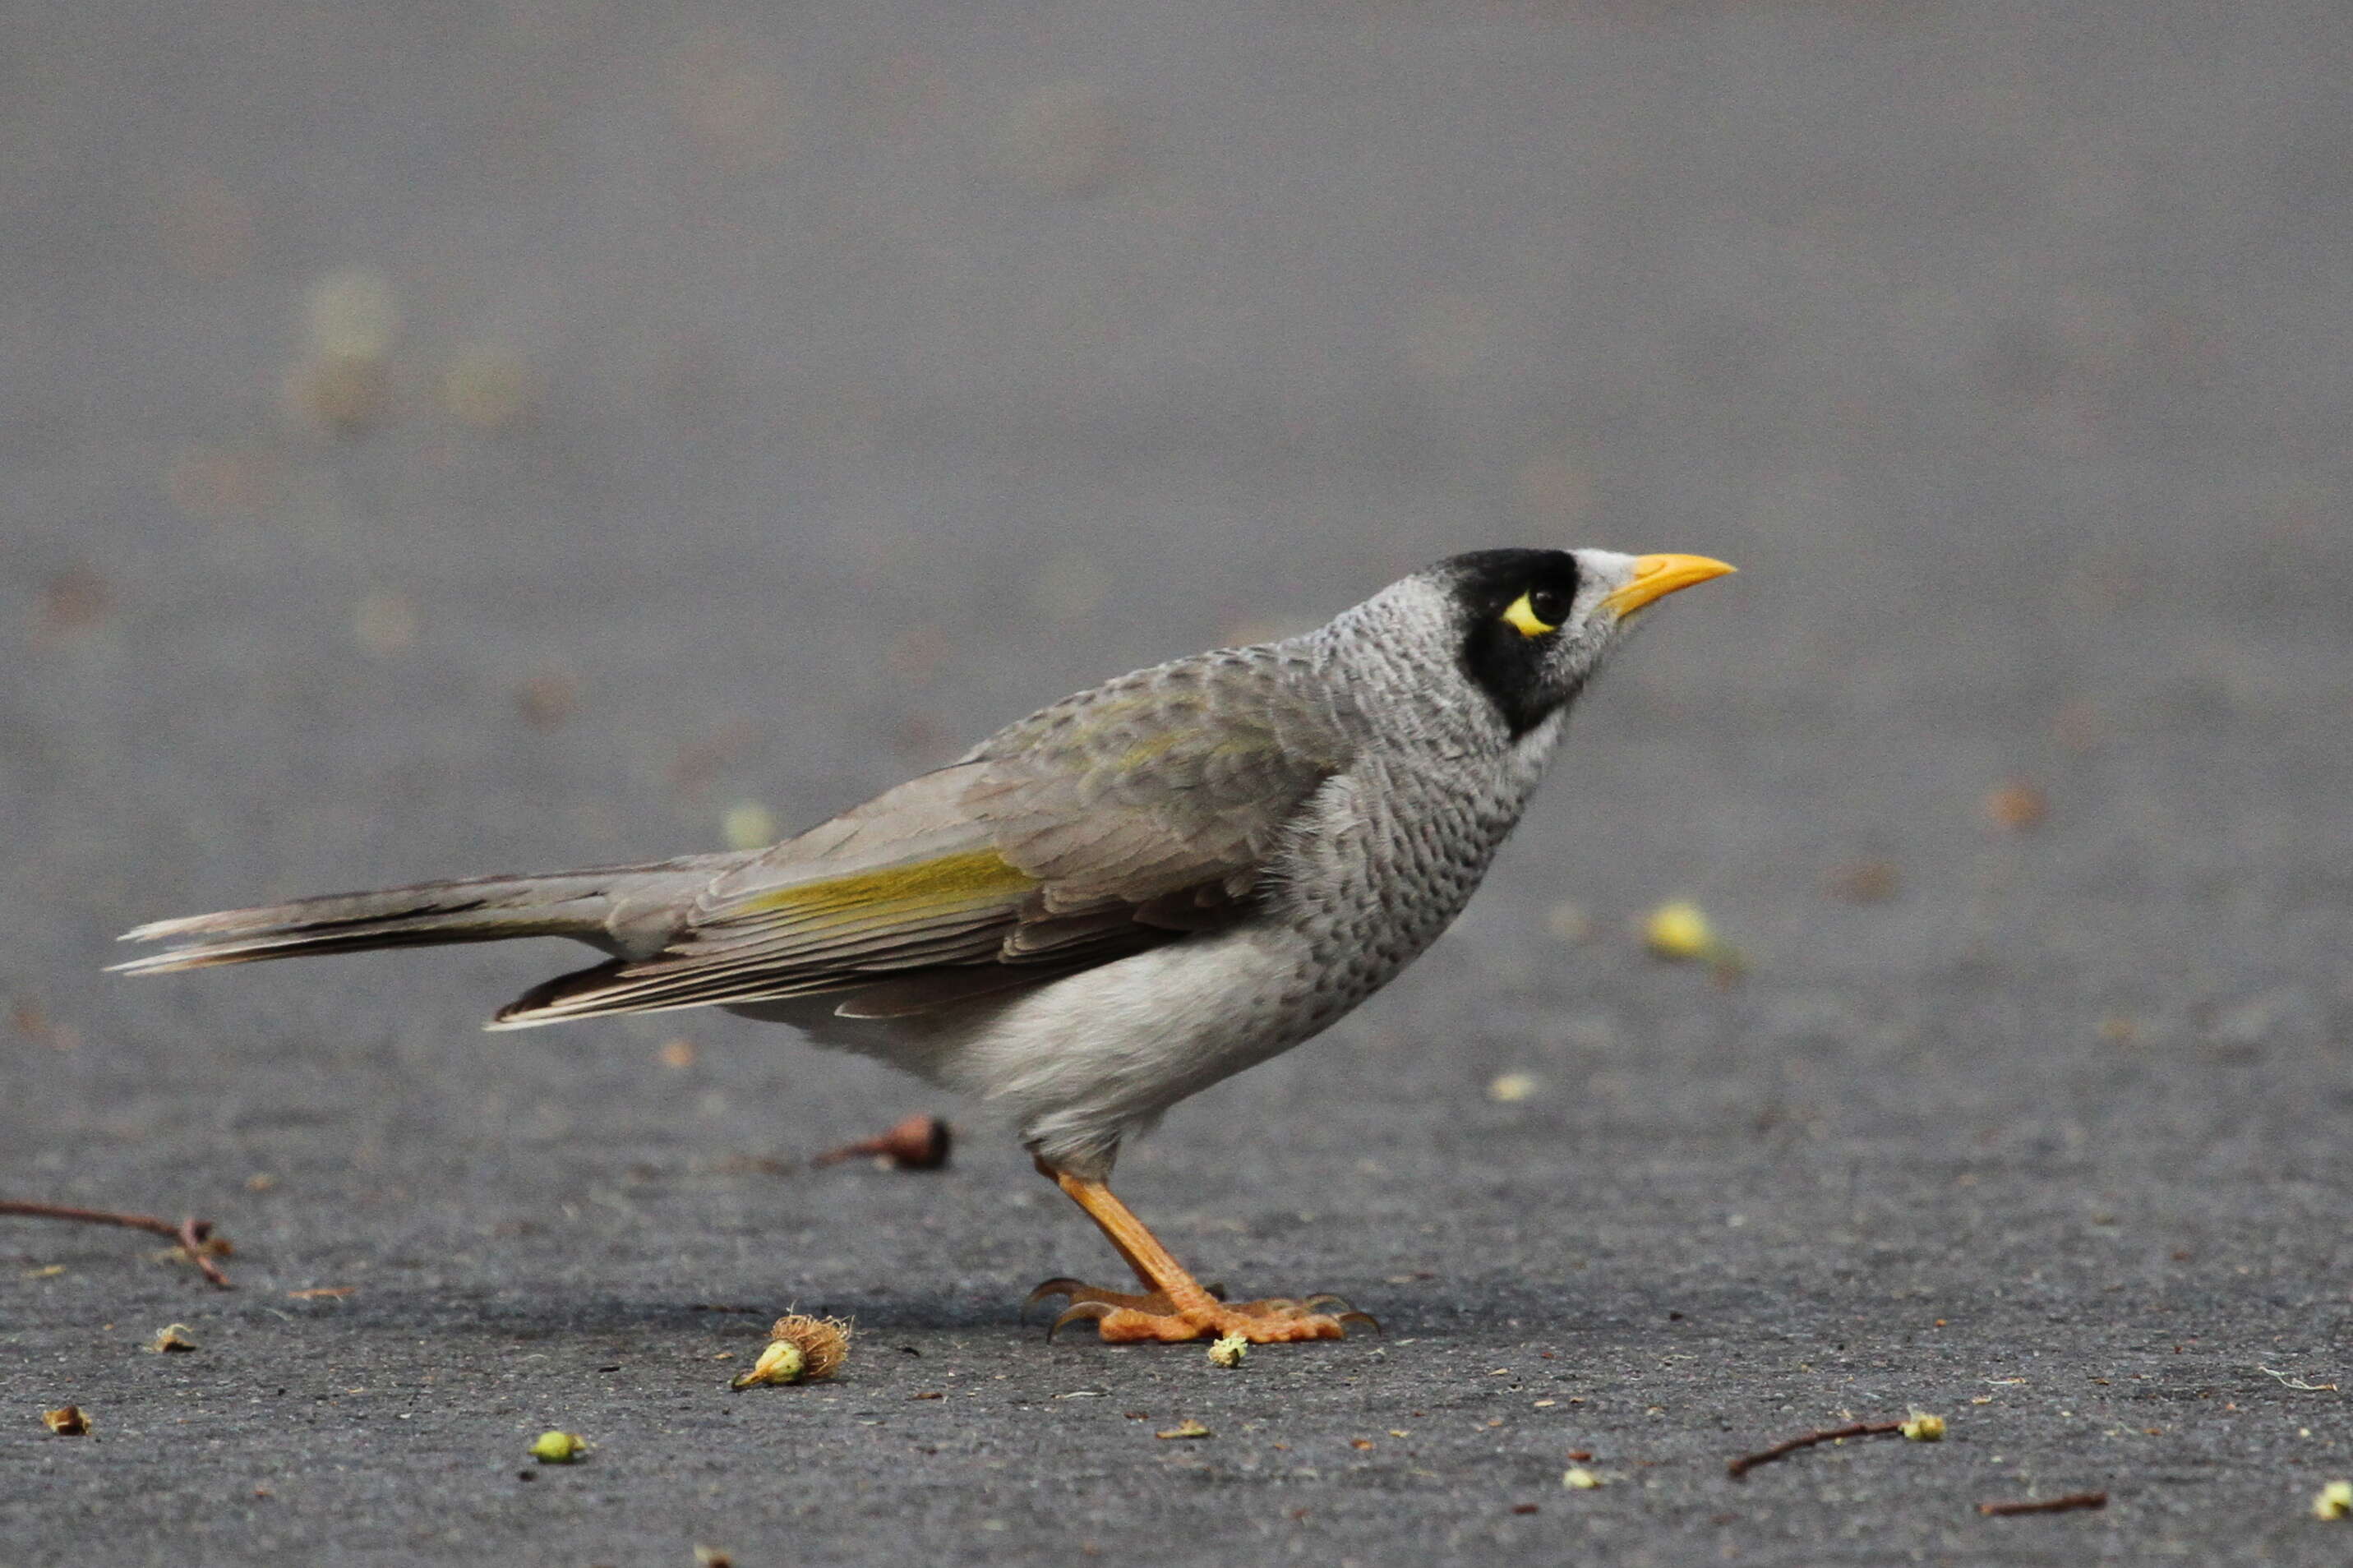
[5,4,2351,1564]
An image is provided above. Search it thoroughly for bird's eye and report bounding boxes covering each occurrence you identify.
[1502,589,1563,638]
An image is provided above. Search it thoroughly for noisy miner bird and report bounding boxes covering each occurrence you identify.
[116,548,1732,1344]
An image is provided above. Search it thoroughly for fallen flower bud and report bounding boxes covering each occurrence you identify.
[731,1340,806,1389]
[1206,1334,1248,1368]
[530,1430,587,1464]
[731,1313,852,1389]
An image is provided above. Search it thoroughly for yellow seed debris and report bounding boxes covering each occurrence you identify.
[1206,1333,1248,1368]
[529,1430,586,1463]
[44,1405,91,1435]
[2316,1480,2353,1520]
[772,1314,851,1377]
[1487,1072,1539,1104]
[150,1324,197,1354]
[731,1340,806,1389]
[1562,1465,1601,1489]
[1901,1413,1945,1441]
[731,1314,851,1388]
[1643,900,1715,960]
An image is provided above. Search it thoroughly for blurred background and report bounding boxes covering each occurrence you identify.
[7,5,2353,1560]
[7,0,2351,1294]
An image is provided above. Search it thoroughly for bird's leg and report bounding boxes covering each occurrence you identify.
[1027,1160,1376,1344]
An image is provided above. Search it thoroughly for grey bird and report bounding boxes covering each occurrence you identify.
[116,547,1732,1343]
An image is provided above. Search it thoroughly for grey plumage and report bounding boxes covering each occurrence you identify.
[117,547,1731,1182]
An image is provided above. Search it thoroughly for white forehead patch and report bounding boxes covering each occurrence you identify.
[1570,550,1641,618]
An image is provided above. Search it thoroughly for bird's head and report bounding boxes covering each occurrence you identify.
[1442,547,1736,736]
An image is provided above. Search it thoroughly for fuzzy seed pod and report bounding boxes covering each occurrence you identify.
[731,1340,805,1389]
[731,1314,851,1389]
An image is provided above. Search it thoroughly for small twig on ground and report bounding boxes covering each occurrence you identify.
[1978,1491,2107,1517]
[1,1199,234,1288]
[812,1113,953,1170]
[2257,1365,2339,1392]
[1728,1421,1904,1478]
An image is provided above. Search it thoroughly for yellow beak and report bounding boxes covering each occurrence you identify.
[1599,553,1737,618]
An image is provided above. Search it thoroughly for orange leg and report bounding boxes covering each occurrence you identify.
[1027,1161,1377,1344]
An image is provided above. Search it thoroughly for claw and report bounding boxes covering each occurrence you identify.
[1335,1310,1382,1335]
[1047,1299,1115,1342]
[1022,1277,1089,1322]
[1301,1293,1354,1313]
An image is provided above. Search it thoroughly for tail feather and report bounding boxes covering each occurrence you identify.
[112,855,739,977]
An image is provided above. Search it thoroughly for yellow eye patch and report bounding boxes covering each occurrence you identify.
[1502,591,1557,638]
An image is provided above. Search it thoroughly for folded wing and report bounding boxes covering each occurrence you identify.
[491,646,1353,1027]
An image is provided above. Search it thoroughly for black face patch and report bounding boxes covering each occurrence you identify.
[1446,549,1584,736]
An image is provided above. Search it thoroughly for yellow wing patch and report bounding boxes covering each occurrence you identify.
[733,849,1036,926]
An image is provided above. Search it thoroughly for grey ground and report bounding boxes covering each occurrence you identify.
[5,3,2351,1563]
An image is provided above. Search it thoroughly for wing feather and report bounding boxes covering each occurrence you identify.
[491,645,1355,1026]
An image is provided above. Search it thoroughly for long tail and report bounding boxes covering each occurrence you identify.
[110,854,745,977]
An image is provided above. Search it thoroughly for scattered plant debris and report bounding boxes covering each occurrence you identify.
[812,1114,952,1170]
[530,1431,587,1464]
[0,1199,233,1288]
[1728,1415,1947,1479]
[1900,1413,1945,1441]
[731,1314,851,1388]
[1978,1491,2106,1517]
[1641,900,1746,978]
[1487,1072,1539,1104]
[732,1340,806,1387]
[1983,780,2048,831]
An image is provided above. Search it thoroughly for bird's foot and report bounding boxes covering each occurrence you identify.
[1022,1276,1225,1322]
[1028,1278,1376,1343]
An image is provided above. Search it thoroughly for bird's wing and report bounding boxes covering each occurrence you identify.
[491,645,1353,1026]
